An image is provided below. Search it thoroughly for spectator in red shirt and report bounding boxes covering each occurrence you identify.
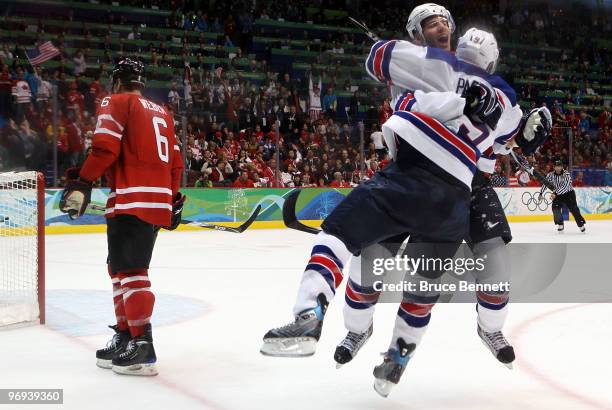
[379,98,393,125]
[565,109,580,129]
[65,110,83,167]
[233,171,255,187]
[379,153,391,169]
[330,171,350,188]
[88,74,103,114]
[284,149,298,170]
[598,107,610,129]
[573,171,585,187]
[208,160,232,184]
[367,160,379,178]
[66,81,85,118]
[263,158,285,187]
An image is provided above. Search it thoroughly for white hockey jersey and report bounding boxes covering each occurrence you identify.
[366,40,523,176]
[382,90,492,188]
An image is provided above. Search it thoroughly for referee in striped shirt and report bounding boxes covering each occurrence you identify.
[540,160,586,232]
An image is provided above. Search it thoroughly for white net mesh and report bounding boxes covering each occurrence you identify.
[0,171,40,326]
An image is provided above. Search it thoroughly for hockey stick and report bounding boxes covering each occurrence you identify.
[348,17,380,42]
[282,189,321,235]
[87,203,262,233]
[508,150,555,191]
[180,204,262,233]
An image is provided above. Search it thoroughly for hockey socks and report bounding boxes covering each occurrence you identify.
[117,269,155,338]
[109,265,128,331]
[390,302,435,350]
[293,232,352,316]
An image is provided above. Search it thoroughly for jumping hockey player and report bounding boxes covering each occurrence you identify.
[261,25,514,358]
[261,7,551,394]
[59,58,185,376]
[335,7,549,396]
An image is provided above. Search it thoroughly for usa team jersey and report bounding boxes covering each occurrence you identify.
[366,40,523,176]
[382,90,486,188]
[80,93,184,227]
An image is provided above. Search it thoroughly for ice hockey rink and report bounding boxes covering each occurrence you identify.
[1,221,611,410]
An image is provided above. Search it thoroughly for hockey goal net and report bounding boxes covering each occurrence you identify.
[0,171,45,326]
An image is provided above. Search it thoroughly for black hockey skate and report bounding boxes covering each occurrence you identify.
[477,324,515,369]
[96,325,131,369]
[334,324,373,368]
[111,324,158,376]
[373,338,415,398]
[557,224,564,232]
[260,294,328,357]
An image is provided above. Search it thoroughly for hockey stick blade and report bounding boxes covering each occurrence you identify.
[348,17,380,42]
[282,189,321,235]
[182,204,262,233]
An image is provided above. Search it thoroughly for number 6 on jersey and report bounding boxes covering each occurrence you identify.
[152,117,169,163]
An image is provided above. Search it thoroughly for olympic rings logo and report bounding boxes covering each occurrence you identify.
[521,191,553,211]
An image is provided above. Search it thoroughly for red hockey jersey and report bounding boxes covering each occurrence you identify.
[80,93,184,227]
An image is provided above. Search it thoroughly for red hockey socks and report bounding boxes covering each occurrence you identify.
[108,265,128,331]
[117,269,155,338]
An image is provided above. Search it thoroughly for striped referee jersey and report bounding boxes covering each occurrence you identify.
[540,170,573,196]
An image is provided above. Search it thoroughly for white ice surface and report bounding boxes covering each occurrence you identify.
[1,221,611,410]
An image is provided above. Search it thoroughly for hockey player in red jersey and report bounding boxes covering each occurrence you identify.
[59,58,185,376]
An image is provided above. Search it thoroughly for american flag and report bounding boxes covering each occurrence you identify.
[25,41,60,65]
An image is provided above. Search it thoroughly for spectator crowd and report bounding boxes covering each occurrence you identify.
[1,0,610,187]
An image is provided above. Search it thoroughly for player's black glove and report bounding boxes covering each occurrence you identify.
[462,81,503,130]
[164,192,186,231]
[514,107,552,155]
[59,167,93,220]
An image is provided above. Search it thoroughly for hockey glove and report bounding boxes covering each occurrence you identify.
[462,81,503,130]
[165,192,186,231]
[514,107,552,155]
[59,167,93,220]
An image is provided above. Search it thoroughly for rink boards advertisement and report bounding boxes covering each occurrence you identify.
[29,187,612,234]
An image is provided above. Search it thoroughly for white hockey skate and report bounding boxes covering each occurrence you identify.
[260,294,327,357]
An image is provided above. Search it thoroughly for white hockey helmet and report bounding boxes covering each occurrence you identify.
[456,28,500,74]
[405,3,456,41]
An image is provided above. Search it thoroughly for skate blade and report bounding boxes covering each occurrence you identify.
[373,378,395,398]
[504,362,514,370]
[96,358,112,369]
[260,338,317,357]
[112,362,158,376]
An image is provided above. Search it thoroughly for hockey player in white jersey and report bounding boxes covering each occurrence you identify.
[261,29,515,360]
[261,5,551,379]
[334,7,550,397]
[261,84,498,355]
